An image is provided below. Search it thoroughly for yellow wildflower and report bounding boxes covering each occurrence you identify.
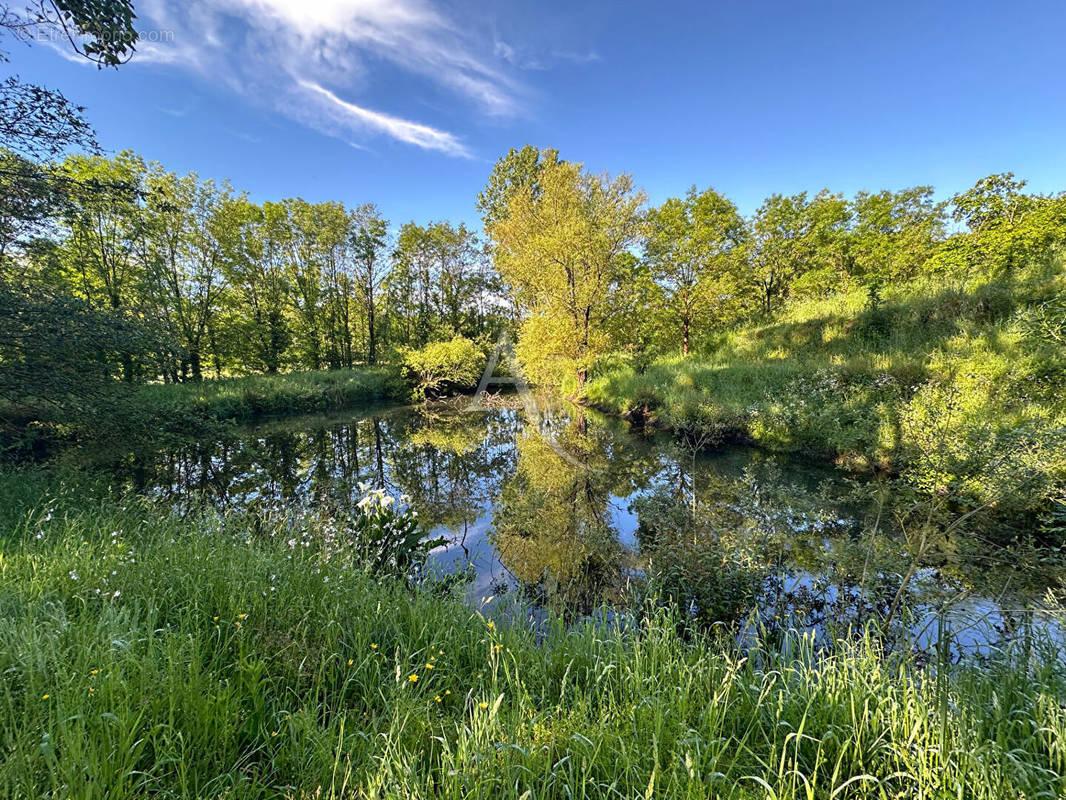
[434,695,442,703]
[347,659,354,666]
[408,674,419,683]
[425,663,434,670]
[41,694,50,700]
[370,643,378,650]
[478,701,488,710]
[237,613,248,620]
[486,621,495,631]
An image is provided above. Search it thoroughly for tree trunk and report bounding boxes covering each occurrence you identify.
[367,303,376,365]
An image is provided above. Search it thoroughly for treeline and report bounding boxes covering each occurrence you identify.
[482,148,1066,385]
[3,144,1066,413]
[0,150,503,394]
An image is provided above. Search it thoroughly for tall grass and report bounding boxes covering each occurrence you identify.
[2,470,1065,798]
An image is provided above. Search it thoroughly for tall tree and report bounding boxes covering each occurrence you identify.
[490,160,646,389]
[350,203,389,364]
[851,187,946,282]
[137,167,230,381]
[0,0,138,159]
[57,151,145,380]
[747,190,850,313]
[218,198,291,374]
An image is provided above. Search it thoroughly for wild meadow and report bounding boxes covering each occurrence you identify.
[135,367,402,424]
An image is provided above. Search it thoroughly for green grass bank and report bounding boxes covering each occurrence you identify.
[136,366,403,425]
[2,471,1065,798]
[585,260,1066,515]
[2,367,404,455]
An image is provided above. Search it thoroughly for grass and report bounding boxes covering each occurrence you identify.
[1,367,405,456]
[2,470,1066,798]
[586,259,1066,513]
[137,366,403,425]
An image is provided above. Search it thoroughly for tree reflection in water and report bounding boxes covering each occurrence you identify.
[88,401,1066,650]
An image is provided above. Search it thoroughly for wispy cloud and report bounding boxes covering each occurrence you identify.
[128,0,525,156]
[299,80,470,158]
[493,36,601,71]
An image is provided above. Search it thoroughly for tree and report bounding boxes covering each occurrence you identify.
[851,187,945,282]
[476,144,560,229]
[747,190,850,314]
[489,159,646,390]
[645,187,746,355]
[57,151,145,380]
[137,167,230,381]
[0,1,138,159]
[217,198,291,374]
[1,1,137,67]
[0,151,67,269]
[387,220,485,348]
[951,173,1031,232]
[400,335,482,400]
[0,282,151,421]
[350,203,389,364]
[747,193,807,315]
[931,174,1062,279]
[282,199,350,371]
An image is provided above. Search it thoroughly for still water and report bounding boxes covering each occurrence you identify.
[90,400,1064,653]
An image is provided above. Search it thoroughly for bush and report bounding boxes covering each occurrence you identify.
[400,336,484,400]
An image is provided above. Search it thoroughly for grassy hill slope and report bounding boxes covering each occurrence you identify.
[586,258,1066,514]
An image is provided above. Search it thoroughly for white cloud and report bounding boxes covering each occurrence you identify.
[299,80,470,157]
[130,0,523,155]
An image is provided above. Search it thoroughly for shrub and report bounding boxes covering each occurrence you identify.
[400,336,484,400]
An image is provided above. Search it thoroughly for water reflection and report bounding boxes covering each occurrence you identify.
[92,400,1065,649]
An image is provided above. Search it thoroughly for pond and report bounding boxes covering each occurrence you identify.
[85,398,1065,655]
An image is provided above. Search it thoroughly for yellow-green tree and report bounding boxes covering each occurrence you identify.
[488,159,645,390]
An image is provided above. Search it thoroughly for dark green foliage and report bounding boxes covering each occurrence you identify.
[1,1,138,67]
[0,78,96,160]
[0,283,155,447]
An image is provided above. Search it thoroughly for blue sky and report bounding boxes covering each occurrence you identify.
[9,0,1066,227]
